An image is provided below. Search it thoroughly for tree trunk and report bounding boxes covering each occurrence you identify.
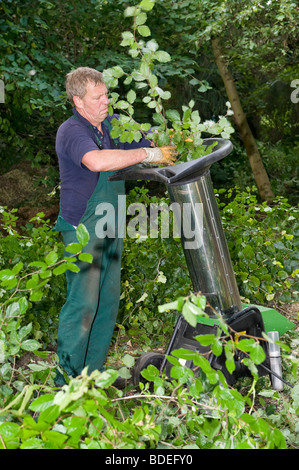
[211,37,274,201]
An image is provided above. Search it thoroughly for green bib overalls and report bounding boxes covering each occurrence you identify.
[54,118,125,384]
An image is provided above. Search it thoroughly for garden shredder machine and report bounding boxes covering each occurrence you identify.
[109,138,295,389]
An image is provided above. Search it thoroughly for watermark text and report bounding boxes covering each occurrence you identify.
[94,195,203,249]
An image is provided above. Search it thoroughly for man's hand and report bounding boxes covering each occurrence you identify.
[142,146,178,165]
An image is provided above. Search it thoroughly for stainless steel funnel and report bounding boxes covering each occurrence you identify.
[167,174,242,316]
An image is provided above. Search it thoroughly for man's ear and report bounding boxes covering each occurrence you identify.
[73,95,81,108]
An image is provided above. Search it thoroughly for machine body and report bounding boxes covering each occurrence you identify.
[109,139,294,388]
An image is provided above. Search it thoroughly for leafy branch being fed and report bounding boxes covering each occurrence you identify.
[103,0,235,163]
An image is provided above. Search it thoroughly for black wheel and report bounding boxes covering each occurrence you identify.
[132,352,164,387]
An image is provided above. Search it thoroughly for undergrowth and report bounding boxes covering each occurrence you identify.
[0,186,298,449]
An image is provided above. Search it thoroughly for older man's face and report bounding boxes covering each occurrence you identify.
[74,81,109,127]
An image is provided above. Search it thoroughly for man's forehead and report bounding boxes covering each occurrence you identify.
[86,81,107,94]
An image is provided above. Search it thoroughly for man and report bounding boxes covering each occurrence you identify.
[53,67,176,386]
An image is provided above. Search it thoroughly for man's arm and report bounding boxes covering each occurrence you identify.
[82,145,178,172]
[81,148,147,172]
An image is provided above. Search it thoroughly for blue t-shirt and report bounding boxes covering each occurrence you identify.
[56,109,150,226]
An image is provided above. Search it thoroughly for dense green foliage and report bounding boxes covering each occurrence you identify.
[0,0,298,450]
[0,188,298,449]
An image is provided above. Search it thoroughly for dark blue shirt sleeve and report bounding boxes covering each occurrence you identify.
[58,122,99,167]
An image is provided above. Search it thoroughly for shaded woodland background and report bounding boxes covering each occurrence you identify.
[0,0,298,216]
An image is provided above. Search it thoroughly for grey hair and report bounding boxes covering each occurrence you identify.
[65,67,105,106]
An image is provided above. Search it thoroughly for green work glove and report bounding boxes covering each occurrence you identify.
[143,145,178,165]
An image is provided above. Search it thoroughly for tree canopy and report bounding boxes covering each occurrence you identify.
[0,0,297,193]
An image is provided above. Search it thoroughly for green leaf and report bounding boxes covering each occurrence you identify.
[1,277,18,289]
[158,296,184,313]
[237,339,265,364]
[166,109,181,122]
[76,224,90,246]
[12,262,24,274]
[38,408,60,433]
[117,366,131,379]
[181,302,195,327]
[196,334,216,346]
[141,364,161,382]
[21,339,41,351]
[121,30,134,40]
[170,364,193,383]
[171,348,198,361]
[116,100,130,109]
[189,377,203,397]
[28,261,47,269]
[65,262,80,273]
[0,422,20,449]
[29,290,43,301]
[45,251,59,266]
[5,297,28,318]
[249,342,266,364]
[133,131,142,142]
[137,25,151,37]
[65,243,83,254]
[78,253,93,263]
[20,438,44,449]
[29,394,55,412]
[192,354,214,374]
[154,50,171,63]
[211,339,223,356]
[135,12,147,25]
[224,341,235,374]
[95,369,119,388]
[18,297,29,315]
[153,113,165,125]
[182,299,207,327]
[161,90,171,100]
[191,294,206,310]
[53,264,67,275]
[139,0,155,11]
[42,430,67,447]
[5,301,21,318]
[39,269,51,279]
[127,89,136,104]
[18,323,32,341]
[111,65,124,78]
[141,122,151,131]
[26,274,39,289]
[0,269,15,282]
[149,73,158,87]
[122,354,135,368]
[156,271,166,283]
[248,275,260,287]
